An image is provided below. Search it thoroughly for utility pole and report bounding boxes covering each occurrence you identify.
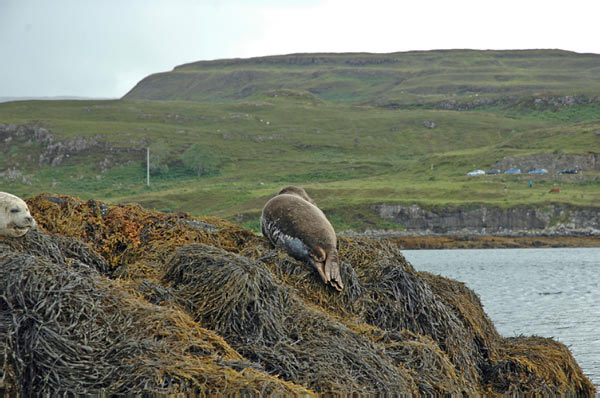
[146,147,150,186]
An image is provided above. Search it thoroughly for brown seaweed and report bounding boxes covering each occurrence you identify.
[0,194,594,396]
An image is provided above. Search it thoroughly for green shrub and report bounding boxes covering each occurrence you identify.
[180,143,221,176]
[149,144,170,176]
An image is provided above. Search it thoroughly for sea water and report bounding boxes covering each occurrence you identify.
[402,247,600,388]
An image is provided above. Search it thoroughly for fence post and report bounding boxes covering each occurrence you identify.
[146,147,150,186]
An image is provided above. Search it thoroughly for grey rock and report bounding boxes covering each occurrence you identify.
[366,203,600,237]
[495,153,599,173]
[423,121,436,129]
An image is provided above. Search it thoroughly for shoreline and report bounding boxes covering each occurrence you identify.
[386,235,600,250]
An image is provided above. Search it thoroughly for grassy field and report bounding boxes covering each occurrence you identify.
[2,97,598,232]
[1,50,599,232]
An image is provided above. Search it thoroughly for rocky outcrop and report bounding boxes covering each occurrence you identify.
[39,135,100,166]
[1,123,53,147]
[0,123,141,172]
[528,94,600,109]
[0,168,31,184]
[0,123,101,167]
[430,94,600,111]
[371,203,600,237]
[494,152,599,173]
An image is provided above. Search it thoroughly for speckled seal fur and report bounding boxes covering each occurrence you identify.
[260,186,344,291]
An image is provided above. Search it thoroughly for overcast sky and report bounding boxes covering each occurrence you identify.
[2,0,600,99]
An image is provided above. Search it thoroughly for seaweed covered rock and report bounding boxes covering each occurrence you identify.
[25,194,260,279]
[485,336,595,395]
[0,238,310,396]
[164,243,417,394]
[0,194,595,396]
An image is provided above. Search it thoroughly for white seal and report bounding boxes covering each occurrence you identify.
[0,192,37,237]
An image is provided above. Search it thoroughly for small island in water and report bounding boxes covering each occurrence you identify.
[0,194,596,396]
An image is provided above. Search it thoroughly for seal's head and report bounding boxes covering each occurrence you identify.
[278,186,316,205]
[0,192,37,237]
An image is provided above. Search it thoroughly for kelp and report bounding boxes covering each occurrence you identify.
[26,194,259,278]
[164,243,417,394]
[485,336,595,394]
[0,248,310,396]
[0,194,594,396]
[245,237,485,389]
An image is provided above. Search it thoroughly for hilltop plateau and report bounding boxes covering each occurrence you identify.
[124,49,600,108]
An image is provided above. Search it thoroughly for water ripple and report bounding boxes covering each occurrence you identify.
[404,247,600,388]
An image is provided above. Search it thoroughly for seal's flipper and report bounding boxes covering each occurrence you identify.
[312,247,326,262]
[308,257,328,285]
[324,254,344,291]
[310,248,329,283]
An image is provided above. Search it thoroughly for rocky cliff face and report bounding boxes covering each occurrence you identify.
[494,152,599,173]
[373,203,600,236]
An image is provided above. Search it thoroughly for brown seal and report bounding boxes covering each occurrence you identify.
[260,186,344,291]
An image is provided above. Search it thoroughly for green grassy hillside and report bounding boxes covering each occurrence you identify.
[124,49,600,108]
[2,50,600,232]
